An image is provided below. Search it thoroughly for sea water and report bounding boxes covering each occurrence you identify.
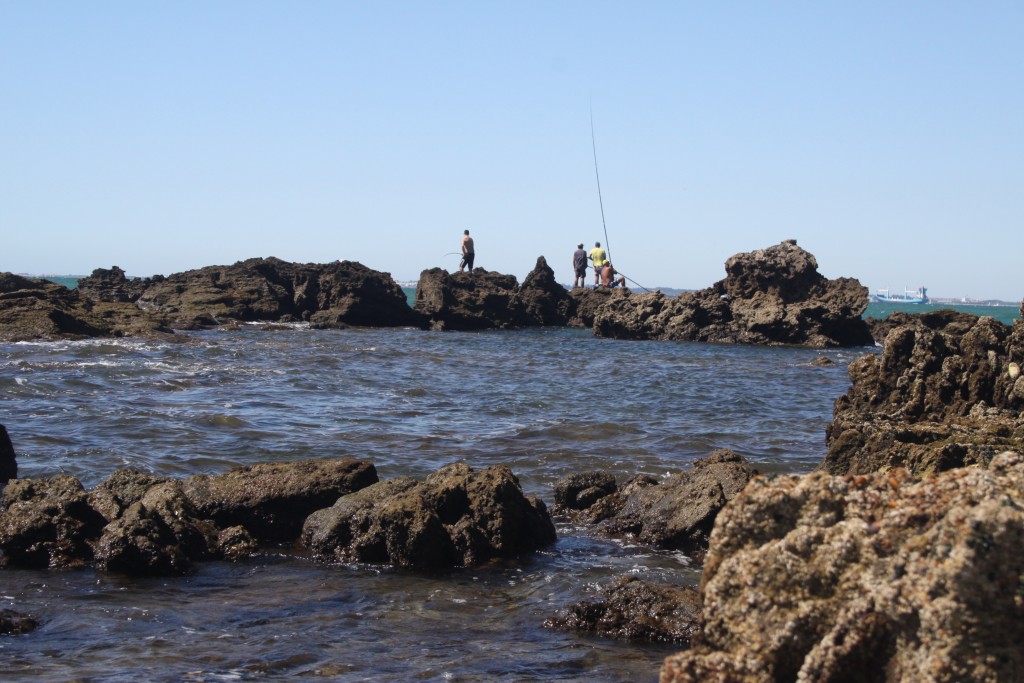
[0,298,1018,681]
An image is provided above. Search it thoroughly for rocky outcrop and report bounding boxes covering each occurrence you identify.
[546,576,701,644]
[301,463,557,569]
[413,257,572,330]
[181,459,379,542]
[0,424,16,485]
[132,258,421,329]
[825,308,1024,475]
[0,458,379,575]
[586,240,874,347]
[552,450,758,557]
[661,452,1024,683]
[1,259,423,340]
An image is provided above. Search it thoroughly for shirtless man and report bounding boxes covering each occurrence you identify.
[460,230,475,272]
[599,261,627,289]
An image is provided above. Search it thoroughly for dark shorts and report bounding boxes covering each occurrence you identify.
[460,253,475,270]
[574,266,586,277]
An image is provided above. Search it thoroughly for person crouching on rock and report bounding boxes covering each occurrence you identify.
[600,262,626,289]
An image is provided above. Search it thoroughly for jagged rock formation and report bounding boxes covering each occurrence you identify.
[301,462,556,569]
[413,256,572,330]
[0,259,423,340]
[583,240,873,347]
[0,608,39,635]
[825,305,1024,475]
[546,576,701,644]
[661,452,1024,683]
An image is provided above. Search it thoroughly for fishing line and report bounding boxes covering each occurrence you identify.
[590,107,612,263]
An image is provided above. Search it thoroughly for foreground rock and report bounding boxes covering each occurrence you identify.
[0,259,423,340]
[413,257,572,330]
[662,452,1024,683]
[825,304,1024,475]
[546,576,701,644]
[552,450,757,558]
[0,459,378,574]
[302,463,556,569]
[580,240,874,347]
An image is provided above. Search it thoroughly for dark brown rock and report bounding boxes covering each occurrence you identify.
[546,576,701,644]
[0,475,106,568]
[590,241,874,348]
[413,257,572,331]
[93,480,219,575]
[0,423,16,485]
[661,452,1024,683]
[77,266,150,303]
[0,609,39,635]
[182,458,379,542]
[301,463,556,569]
[88,469,170,522]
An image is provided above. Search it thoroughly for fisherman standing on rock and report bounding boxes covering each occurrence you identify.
[460,229,475,273]
[588,241,607,287]
[572,243,588,289]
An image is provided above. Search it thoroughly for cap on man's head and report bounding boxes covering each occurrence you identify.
[577,243,583,248]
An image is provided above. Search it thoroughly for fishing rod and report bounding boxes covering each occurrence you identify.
[590,107,612,262]
[592,108,651,292]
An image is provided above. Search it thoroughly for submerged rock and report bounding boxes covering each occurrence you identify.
[0,608,39,635]
[546,576,701,644]
[301,463,556,569]
[661,452,1024,683]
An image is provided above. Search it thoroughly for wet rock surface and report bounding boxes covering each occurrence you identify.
[552,450,757,557]
[661,452,1024,683]
[825,307,1024,475]
[301,463,557,569]
[546,576,701,644]
[584,240,874,347]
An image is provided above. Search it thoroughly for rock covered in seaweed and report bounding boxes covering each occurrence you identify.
[301,463,556,569]
[661,452,1024,683]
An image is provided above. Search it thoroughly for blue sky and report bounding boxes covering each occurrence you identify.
[2,2,1021,300]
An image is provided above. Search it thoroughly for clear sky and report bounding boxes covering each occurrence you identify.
[2,2,1021,301]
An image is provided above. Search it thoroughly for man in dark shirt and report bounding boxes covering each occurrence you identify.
[572,243,587,289]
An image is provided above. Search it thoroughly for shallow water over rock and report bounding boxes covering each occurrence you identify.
[0,326,863,680]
